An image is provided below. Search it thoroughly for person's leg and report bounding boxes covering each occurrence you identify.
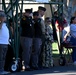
[32,38,42,68]
[39,35,45,68]
[70,37,76,62]
[0,44,8,71]
[20,37,33,68]
[42,41,53,67]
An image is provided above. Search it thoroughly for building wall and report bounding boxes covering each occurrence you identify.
[45,4,52,18]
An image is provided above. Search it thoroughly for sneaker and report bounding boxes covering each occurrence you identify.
[0,71,10,74]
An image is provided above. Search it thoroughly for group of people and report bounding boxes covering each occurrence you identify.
[50,10,76,66]
[59,15,76,66]
[0,5,76,75]
[20,6,54,71]
[0,6,54,74]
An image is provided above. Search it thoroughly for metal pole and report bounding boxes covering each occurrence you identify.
[15,0,19,59]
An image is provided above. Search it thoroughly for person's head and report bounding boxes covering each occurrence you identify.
[25,8,33,17]
[45,17,51,25]
[70,16,76,24]
[63,20,68,27]
[33,11,39,19]
[0,10,6,24]
[54,11,58,16]
[38,6,46,17]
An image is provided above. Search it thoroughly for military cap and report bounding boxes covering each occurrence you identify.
[38,6,46,11]
[25,8,32,13]
[33,11,39,16]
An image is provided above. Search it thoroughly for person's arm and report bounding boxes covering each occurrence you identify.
[41,19,45,34]
[63,27,70,41]
[0,21,3,29]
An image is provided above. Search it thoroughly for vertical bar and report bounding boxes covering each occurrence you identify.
[15,0,19,59]
[50,3,53,17]
[10,0,15,56]
[18,0,23,49]
[58,0,63,55]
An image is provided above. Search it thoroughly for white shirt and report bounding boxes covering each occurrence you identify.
[0,23,9,44]
[62,25,70,41]
[62,25,70,37]
[70,24,76,37]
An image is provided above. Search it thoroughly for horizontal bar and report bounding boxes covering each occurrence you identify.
[0,2,63,5]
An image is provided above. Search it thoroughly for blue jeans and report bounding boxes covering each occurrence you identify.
[70,36,76,62]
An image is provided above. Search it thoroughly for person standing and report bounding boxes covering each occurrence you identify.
[0,10,10,74]
[20,8,34,71]
[31,11,42,70]
[42,17,54,68]
[37,6,46,68]
[70,16,76,65]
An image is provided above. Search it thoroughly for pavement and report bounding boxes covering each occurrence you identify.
[6,65,76,75]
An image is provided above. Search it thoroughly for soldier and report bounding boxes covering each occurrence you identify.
[37,6,46,68]
[38,6,46,35]
[20,8,34,71]
[31,11,42,70]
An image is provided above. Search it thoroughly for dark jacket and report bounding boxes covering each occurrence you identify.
[33,18,42,38]
[20,16,34,38]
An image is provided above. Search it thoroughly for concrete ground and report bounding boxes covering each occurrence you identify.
[7,65,76,75]
[5,43,75,75]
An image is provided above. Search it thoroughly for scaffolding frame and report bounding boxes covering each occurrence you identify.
[1,0,63,59]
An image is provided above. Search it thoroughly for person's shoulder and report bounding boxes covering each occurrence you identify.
[3,22,6,26]
[38,18,41,21]
[70,24,76,29]
[2,22,8,28]
[70,24,76,27]
[21,16,27,21]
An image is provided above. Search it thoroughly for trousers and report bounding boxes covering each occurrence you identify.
[20,37,33,67]
[31,38,42,67]
[70,36,76,62]
[0,44,8,71]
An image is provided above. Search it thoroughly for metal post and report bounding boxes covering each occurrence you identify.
[15,0,19,59]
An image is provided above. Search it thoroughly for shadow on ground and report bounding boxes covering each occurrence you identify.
[8,65,76,75]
